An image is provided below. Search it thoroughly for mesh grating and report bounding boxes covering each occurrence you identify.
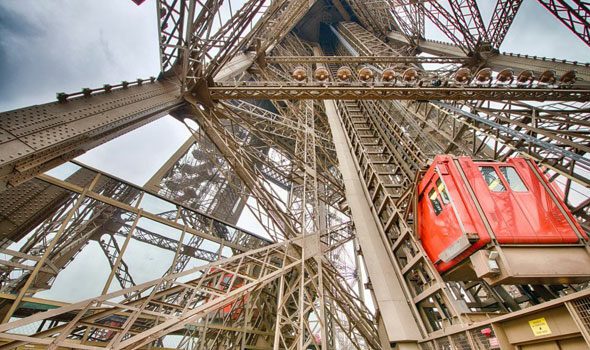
[451,331,472,349]
[434,336,452,350]
[419,341,435,350]
[571,296,590,334]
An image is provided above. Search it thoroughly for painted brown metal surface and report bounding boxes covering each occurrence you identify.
[208,83,590,101]
[0,81,181,190]
[0,1,589,349]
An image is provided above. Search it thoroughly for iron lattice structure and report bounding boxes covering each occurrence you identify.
[0,0,589,349]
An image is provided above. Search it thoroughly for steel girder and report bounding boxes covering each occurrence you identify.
[184,99,299,241]
[537,0,590,47]
[1,0,590,348]
[144,131,248,224]
[385,32,590,86]
[265,55,471,64]
[0,163,272,318]
[0,235,380,349]
[449,0,489,46]
[487,0,524,48]
[98,233,138,299]
[419,1,474,53]
[207,83,590,102]
[330,19,590,335]
[157,0,317,90]
[157,0,267,84]
[0,81,181,191]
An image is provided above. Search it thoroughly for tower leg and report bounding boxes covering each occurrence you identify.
[323,99,421,346]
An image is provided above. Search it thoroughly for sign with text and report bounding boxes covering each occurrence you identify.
[529,317,552,336]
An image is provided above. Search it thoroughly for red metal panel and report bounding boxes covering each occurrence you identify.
[417,155,491,273]
[516,158,587,241]
[417,155,586,273]
[206,269,247,319]
[463,157,582,244]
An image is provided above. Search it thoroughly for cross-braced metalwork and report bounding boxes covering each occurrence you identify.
[1,0,590,349]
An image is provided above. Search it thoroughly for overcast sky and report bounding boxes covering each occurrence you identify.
[0,0,191,186]
[1,0,589,309]
[431,1,589,62]
[0,0,193,306]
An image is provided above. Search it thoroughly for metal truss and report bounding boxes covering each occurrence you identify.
[419,1,475,53]
[0,238,301,349]
[0,80,180,190]
[449,0,488,46]
[157,0,316,90]
[487,0,524,48]
[0,234,379,349]
[184,100,298,241]
[207,82,590,102]
[0,162,271,317]
[2,0,590,349]
[537,0,590,47]
[344,0,423,43]
[342,0,384,37]
[265,55,471,65]
[387,0,425,42]
[48,163,270,251]
[227,100,335,152]
[157,0,267,85]
[389,0,588,52]
[387,32,590,81]
[144,133,247,224]
[3,158,375,348]
[0,172,139,295]
[98,233,138,299]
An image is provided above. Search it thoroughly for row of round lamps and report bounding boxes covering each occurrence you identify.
[453,67,577,85]
[291,66,578,86]
[292,66,407,82]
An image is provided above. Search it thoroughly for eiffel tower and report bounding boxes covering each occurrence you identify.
[0,1,589,349]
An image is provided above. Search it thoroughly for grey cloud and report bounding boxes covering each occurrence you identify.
[99,29,117,66]
[0,0,160,111]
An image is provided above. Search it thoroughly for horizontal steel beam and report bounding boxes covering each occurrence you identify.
[35,171,269,252]
[387,31,590,81]
[0,80,181,190]
[432,101,590,169]
[537,0,590,47]
[265,56,471,64]
[207,83,590,101]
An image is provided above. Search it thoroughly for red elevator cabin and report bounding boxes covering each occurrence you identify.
[417,155,590,285]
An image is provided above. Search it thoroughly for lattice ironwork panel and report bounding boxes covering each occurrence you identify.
[420,341,436,350]
[450,331,472,349]
[571,296,590,334]
[434,336,452,350]
[470,325,496,349]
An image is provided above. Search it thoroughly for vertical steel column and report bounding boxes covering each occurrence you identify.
[323,99,421,348]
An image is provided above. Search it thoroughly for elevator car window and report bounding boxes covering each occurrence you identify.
[436,178,450,204]
[429,188,443,215]
[500,166,528,192]
[479,166,506,192]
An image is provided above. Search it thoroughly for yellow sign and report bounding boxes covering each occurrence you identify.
[529,317,552,336]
